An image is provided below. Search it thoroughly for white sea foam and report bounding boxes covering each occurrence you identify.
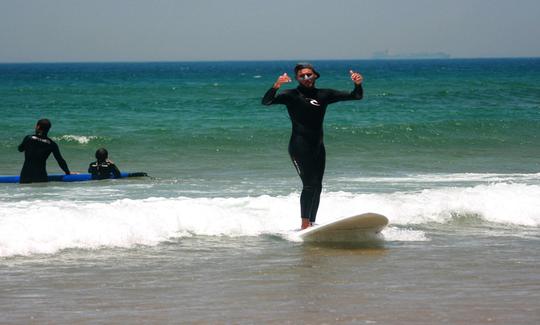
[53,135,97,144]
[1,182,539,257]
[345,172,540,184]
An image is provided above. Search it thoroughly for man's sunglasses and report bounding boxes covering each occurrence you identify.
[298,73,315,81]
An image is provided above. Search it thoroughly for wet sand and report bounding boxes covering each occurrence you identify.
[1,228,538,324]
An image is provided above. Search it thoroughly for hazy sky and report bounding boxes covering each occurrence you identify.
[1,0,539,62]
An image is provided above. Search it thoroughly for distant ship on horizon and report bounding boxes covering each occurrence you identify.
[372,50,451,59]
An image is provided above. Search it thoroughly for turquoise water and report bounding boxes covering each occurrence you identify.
[1,58,540,250]
[1,59,539,324]
[2,59,540,183]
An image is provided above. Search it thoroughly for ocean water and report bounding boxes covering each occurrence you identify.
[1,59,539,324]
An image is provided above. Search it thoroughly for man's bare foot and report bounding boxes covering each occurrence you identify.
[301,218,310,230]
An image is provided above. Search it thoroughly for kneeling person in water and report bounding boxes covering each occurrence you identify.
[88,148,121,180]
[18,118,73,183]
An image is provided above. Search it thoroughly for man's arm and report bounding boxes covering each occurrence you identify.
[261,73,291,105]
[326,70,364,104]
[109,161,121,178]
[51,143,71,174]
[88,163,96,174]
[18,135,30,152]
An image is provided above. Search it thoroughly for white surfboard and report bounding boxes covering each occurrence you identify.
[298,212,388,243]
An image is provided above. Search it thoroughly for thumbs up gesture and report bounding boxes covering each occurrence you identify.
[273,73,292,89]
[350,70,363,85]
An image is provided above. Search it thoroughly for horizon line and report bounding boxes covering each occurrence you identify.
[0,56,539,65]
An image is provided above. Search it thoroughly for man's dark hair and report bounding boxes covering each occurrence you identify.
[36,119,51,135]
[95,148,109,162]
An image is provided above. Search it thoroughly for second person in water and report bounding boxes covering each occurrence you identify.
[262,63,364,229]
[88,148,121,180]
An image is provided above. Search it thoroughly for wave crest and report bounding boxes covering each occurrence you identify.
[53,135,98,144]
[1,183,539,257]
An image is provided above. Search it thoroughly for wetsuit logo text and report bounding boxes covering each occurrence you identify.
[31,136,51,144]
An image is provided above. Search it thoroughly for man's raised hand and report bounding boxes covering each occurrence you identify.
[350,70,363,85]
[273,73,292,89]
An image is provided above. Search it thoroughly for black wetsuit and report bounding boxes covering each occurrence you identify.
[262,84,363,222]
[88,161,121,180]
[18,134,70,183]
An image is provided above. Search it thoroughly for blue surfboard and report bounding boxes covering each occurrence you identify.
[0,172,147,183]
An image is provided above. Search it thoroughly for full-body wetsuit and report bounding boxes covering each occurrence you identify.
[88,161,121,180]
[262,84,363,222]
[18,134,70,183]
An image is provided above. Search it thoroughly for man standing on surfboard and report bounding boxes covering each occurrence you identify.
[262,63,364,229]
